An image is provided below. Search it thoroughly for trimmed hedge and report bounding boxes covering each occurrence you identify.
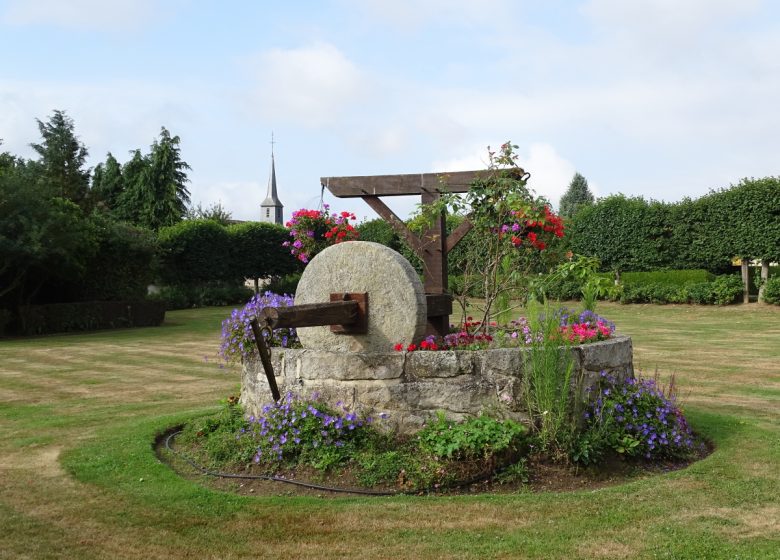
[569,178,780,273]
[15,300,166,336]
[620,269,714,286]
[149,283,253,310]
[619,275,743,305]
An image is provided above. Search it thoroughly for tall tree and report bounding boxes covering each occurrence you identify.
[118,128,191,230]
[29,110,90,206]
[91,152,124,211]
[559,172,594,219]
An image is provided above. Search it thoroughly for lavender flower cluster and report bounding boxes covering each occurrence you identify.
[219,291,300,364]
[242,392,380,465]
[556,308,616,333]
[585,372,696,460]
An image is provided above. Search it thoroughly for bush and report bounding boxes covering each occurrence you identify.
[618,274,743,305]
[621,269,713,287]
[227,221,301,280]
[265,273,301,296]
[151,282,252,310]
[157,220,237,286]
[574,372,697,464]
[763,277,780,305]
[73,217,157,301]
[709,275,743,305]
[417,412,526,460]
[16,300,165,335]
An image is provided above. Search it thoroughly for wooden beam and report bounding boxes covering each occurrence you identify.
[446,218,474,253]
[426,293,453,318]
[361,196,425,257]
[262,300,358,329]
[329,293,368,334]
[323,170,486,198]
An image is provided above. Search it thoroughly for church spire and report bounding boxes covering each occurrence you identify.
[260,132,283,224]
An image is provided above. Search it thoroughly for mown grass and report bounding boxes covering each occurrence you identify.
[1,303,779,559]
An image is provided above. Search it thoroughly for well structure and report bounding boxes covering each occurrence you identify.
[241,336,634,434]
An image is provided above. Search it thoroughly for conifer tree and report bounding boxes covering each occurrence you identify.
[559,172,594,219]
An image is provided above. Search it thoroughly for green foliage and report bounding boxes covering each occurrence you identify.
[16,300,165,335]
[416,412,526,460]
[423,143,567,328]
[180,398,256,465]
[150,282,252,310]
[709,275,743,305]
[265,273,301,296]
[521,301,578,453]
[619,274,743,305]
[558,172,594,218]
[570,179,780,274]
[762,277,780,305]
[621,269,714,286]
[73,216,157,301]
[356,218,403,252]
[91,152,124,212]
[117,128,191,230]
[0,164,96,307]
[185,202,233,225]
[227,221,301,280]
[575,373,698,464]
[29,110,90,207]
[157,219,236,286]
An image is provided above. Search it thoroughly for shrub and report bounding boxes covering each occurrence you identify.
[574,372,697,464]
[265,273,301,296]
[417,412,526,460]
[151,282,252,310]
[621,269,714,287]
[16,300,165,335]
[618,274,743,305]
[763,277,780,305]
[157,220,237,286]
[709,274,743,305]
[227,221,301,280]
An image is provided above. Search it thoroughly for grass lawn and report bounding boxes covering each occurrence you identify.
[1,302,778,559]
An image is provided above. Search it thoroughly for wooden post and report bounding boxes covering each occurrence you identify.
[741,259,750,304]
[250,318,281,401]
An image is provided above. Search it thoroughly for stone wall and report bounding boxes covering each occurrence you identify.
[241,336,634,434]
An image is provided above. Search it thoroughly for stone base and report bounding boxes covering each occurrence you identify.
[240,336,634,434]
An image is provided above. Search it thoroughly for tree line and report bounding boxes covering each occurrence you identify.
[0,110,295,333]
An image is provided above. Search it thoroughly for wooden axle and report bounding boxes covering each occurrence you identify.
[261,293,369,334]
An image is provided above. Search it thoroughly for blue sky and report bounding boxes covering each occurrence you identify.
[1,0,779,222]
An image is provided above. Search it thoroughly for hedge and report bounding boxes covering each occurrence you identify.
[15,300,166,336]
[569,178,780,273]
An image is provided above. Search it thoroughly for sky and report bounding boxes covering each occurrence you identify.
[1,0,779,222]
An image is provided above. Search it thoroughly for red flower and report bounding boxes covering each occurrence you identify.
[407,343,417,352]
[393,343,403,352]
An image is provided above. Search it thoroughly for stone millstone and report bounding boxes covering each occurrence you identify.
[295,241,426,352]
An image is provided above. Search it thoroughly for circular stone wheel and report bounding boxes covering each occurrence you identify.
[294,241,427,352]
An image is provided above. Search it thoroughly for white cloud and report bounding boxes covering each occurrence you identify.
[1,0,169,30]
[582,0,761,35]
[244,43,367,128]
[344,0,511,29]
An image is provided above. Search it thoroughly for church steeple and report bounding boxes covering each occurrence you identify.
[260,133,283,224]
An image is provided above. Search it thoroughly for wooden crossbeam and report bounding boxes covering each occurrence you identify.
[321,170,485,198]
